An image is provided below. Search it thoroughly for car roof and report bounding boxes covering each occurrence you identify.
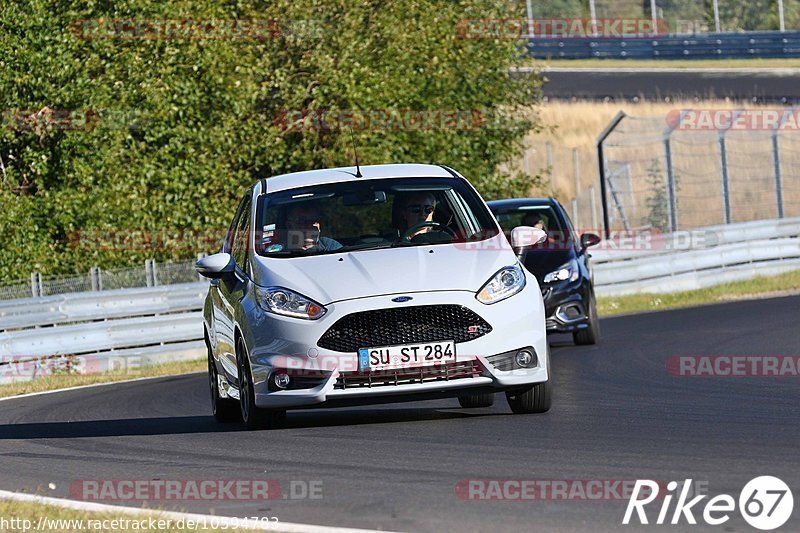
[262,164,457,193]
[486,198,558,210]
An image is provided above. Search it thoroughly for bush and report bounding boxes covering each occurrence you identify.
[0,0,543,279]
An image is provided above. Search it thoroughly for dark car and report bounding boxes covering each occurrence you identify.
[487,198,601,345]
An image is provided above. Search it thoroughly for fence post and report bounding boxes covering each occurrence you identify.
[572,148,580,198]
[663,137,678,232]
[772,132,784,219]
[718,110,743,225]
[596,111,627,239]
[522,138,530,177]
[546,142,555,195]
[90,266,102,291]
[145,259,158,287]
[572,198,579,229]
[718,134,731,224]
[30,272,42,298]
[590,185,598,231]
[770,109,794,219]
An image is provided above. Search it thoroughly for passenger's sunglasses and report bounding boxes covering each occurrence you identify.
[405,204,435,215]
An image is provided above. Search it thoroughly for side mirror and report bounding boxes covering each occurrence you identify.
[580,232,601,249]
[195,253,235,279]
[510,226,547,253]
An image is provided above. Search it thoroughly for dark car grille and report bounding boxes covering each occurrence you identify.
[317,305,492,353]
[334,360,482,389]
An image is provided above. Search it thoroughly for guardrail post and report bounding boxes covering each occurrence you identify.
[145,259,158,287]
[30,272,42,298]
[90,266,102,291]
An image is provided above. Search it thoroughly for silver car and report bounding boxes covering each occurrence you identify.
[197,164,551,429]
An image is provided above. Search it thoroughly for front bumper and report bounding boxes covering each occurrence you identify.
[541,279,590,333]
[242,288,548,409]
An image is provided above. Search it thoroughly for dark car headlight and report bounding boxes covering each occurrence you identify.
[543,259,579,284]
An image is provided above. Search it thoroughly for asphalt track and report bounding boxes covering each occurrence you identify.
[540,68,800,103]
[1,295,798,532]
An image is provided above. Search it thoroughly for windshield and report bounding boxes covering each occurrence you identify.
[255,177,499,258]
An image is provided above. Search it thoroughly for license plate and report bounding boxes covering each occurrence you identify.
[358,341,456,371]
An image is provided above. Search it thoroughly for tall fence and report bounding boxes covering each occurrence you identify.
[0,258,203,301]
[597,109,800,233]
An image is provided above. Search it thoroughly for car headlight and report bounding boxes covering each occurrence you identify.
[254,286,326,320]
[476,264,526,305]
[543,259,579,284]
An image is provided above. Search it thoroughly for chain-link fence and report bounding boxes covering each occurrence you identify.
[599,110,800,232]
[524,0,800,33]
[0,258,202,301]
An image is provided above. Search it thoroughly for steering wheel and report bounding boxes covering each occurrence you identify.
[401,221,457,242]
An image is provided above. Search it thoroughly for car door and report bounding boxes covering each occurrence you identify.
[214,192,252,384]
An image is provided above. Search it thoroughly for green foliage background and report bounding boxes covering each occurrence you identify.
[0,0,543,280]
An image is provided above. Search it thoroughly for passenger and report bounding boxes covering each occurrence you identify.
[285,203,342,252]
[522,212,546,231]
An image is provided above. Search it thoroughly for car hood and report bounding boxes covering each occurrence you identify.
[252,237,516,305]
[520,249,575,281]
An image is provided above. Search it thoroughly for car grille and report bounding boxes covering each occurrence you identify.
[317,304,492,353]
[334,360,482,389]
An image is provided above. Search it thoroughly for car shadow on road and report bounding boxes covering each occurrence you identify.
[0,406,499,439]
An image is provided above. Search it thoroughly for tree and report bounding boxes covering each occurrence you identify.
[0,0,544,279]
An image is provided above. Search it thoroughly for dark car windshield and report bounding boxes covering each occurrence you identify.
[255,177,499,257]
[491,204,577,252]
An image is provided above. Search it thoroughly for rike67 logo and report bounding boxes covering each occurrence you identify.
[623,477,794,530]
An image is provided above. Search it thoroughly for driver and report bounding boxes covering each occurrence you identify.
[284,203,342,252]
[394,192,437,239]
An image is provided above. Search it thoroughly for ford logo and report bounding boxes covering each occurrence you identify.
[392,296,413,303]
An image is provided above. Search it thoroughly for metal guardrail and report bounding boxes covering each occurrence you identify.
[1,218,797,384]
[591,218,800,263]
[527,30,800,59]
[0,281,208,385]
[593,218,800,295]
[0,282,207,331]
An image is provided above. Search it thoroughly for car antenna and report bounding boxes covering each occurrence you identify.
[348,127,363,178]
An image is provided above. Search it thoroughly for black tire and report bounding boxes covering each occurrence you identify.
[236,338,285,430]
[457,393,495,408]
[573,293,600,346]
[207,339,240,423]
[506,380,552,414]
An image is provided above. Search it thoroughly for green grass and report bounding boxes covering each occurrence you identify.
[598,269,800,316]
[0,358,205,399]
[533,58,800,69]
[0,498,263,532]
